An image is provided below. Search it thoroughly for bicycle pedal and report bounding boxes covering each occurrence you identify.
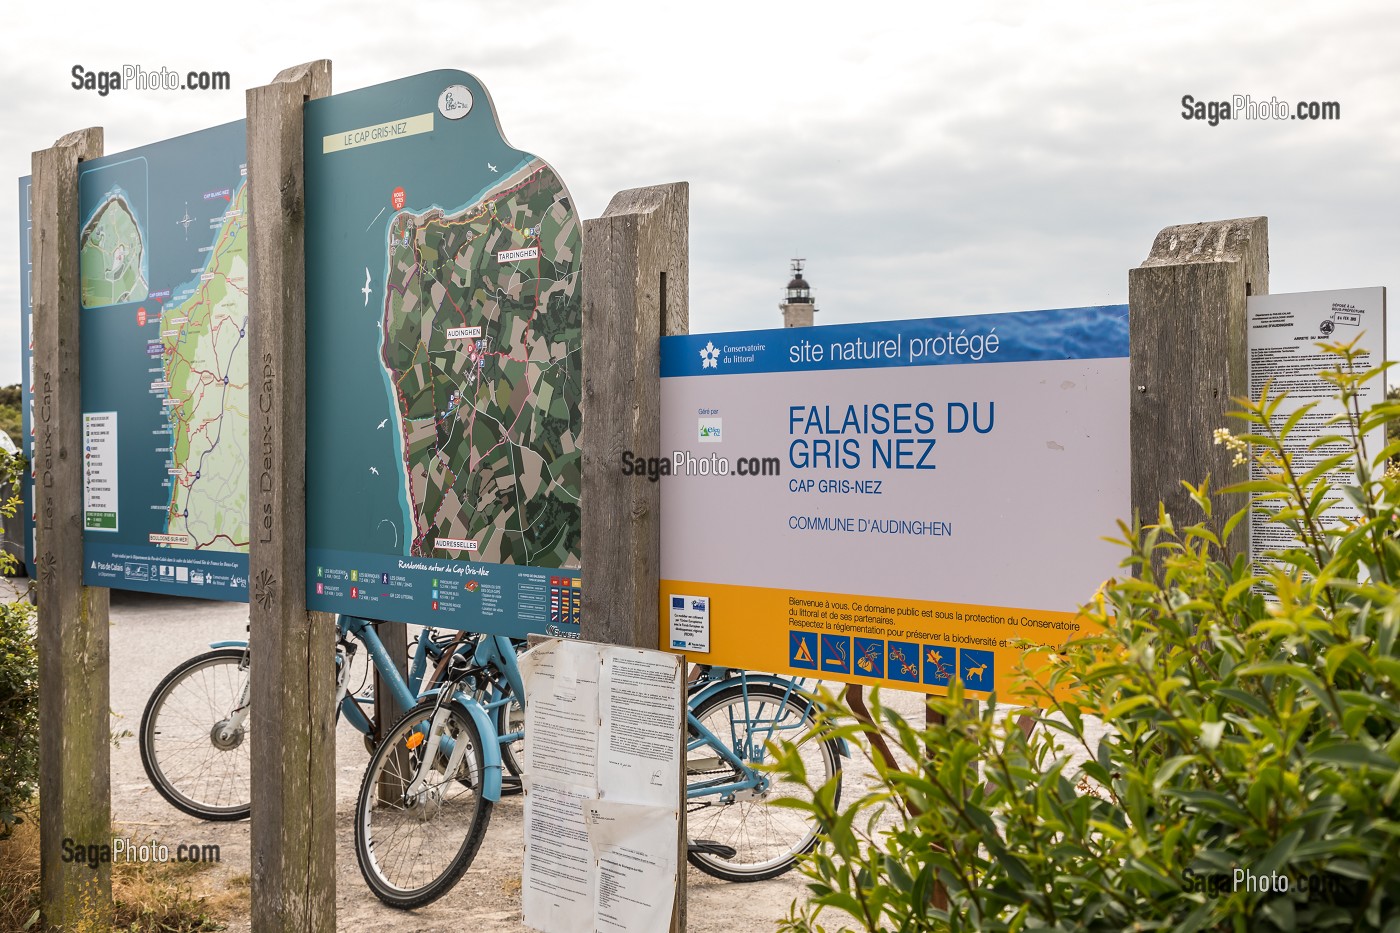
[688,840,738,860]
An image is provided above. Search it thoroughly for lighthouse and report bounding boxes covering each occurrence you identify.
[779,258,817,328]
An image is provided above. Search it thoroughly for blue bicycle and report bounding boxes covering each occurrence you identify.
[137,615,501,822]
[351,641,845,906]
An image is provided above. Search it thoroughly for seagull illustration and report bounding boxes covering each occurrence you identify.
[362,268,372,305]
[376,418,388,430]
[369,466,379,476]
[487,163,498,173]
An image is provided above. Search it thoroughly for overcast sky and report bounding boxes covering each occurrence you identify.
[2,0,1397,384]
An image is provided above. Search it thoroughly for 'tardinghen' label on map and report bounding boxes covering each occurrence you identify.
[497,247,539,263]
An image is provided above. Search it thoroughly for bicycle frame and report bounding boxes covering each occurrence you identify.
[686,672,848,802]
[344,616,504,802]
[208,617,504,802]
[464,635,527,748]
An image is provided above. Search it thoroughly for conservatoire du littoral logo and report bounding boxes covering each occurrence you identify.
[699,341,720,369]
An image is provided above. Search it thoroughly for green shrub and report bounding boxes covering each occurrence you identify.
[0,598,37,838]
[0,446,34,836]
[771,341,1400,932]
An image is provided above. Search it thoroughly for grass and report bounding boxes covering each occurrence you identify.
[0,811,239,932]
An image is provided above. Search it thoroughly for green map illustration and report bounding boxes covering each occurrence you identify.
[382,159,581,563]
[65,118,251,600]
[80,194,149,307]
[160,183,250,551]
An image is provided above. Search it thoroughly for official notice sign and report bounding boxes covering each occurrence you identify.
[1247,287,1387,568]
[519,639,682,933]
[658,307,1130,699]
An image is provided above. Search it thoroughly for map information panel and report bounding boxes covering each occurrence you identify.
[304,71,582,635]
[22,121,251,599]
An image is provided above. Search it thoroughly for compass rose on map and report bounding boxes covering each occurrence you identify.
[177,202,193,236]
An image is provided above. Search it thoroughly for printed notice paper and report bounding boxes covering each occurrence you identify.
[585,799,677,933]
[520,639,683,933]
[522,777,593,933]
[1246,287,1387,569]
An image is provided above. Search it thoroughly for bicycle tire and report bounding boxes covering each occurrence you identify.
[139,647,252,821]
[354,698,494,908]
[686,680,841,881]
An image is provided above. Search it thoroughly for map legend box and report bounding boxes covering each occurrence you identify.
[83,411,118,531]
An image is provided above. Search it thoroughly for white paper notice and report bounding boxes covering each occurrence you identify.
[520,639,600,785]
[1247,287,1387,569]
[523,777,594,933]
[598,648,683,809]
[521,639,682,933]
[585,799,678,933]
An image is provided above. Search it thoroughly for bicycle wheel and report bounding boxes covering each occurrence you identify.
[686,680,841,881]
[354,698,494,908]
[139,647,252,821]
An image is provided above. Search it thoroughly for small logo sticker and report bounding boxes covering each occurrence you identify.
[698,417,722,443]
[438,85,473,120]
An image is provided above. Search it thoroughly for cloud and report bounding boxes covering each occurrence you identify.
[2,0,1399,384]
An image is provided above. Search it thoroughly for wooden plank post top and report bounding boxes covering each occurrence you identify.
[1128,216,1268,563]
[578,182,689,933]
[32,125,113,932]
[246,59,336,933]
[579,181,689,651]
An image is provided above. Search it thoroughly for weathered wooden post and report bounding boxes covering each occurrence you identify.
[246,60,336,933]
[32,126,110,931]
[1128,217,1269,560]
[580,181,689,932]
[372,621,409,743]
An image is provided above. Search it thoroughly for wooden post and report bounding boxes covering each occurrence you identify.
[373,620,410,803]
[246,60,336,933]
[32,126,109,931]
[1129,217,1269,562]
[579,181,688,931]
[372,621,409,743]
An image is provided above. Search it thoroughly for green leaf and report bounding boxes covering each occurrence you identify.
[1254,828,1304,876]
[1311,742,1397,772]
